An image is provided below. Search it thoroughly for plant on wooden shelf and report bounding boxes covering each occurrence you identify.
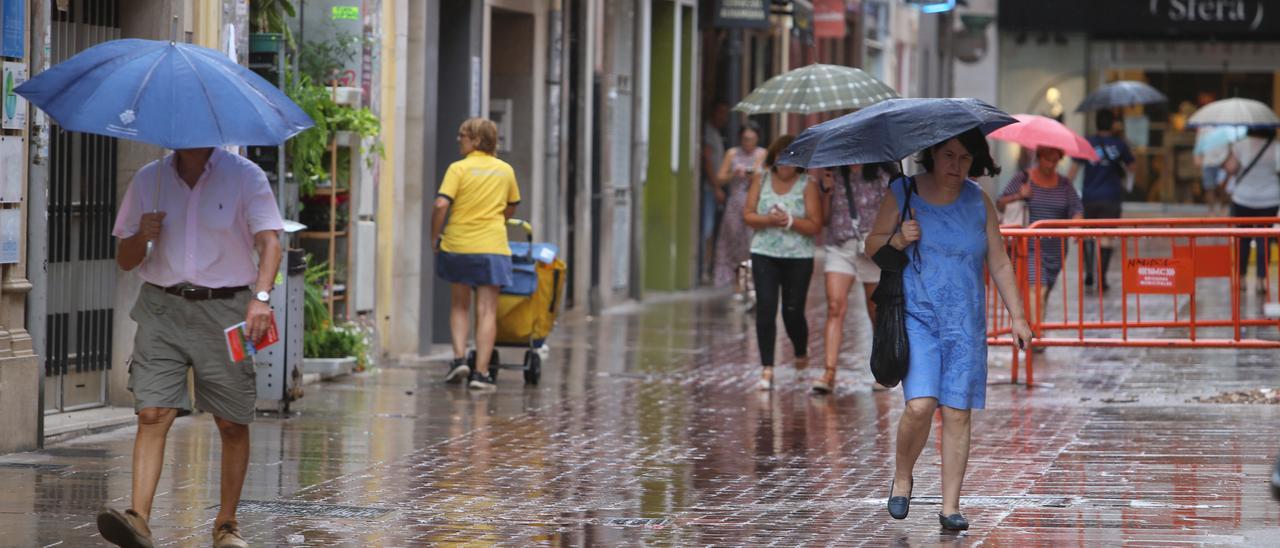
[285,74,381,197]
[297,28,366,86]
[285,73,333,197]
[301,256,371,370]
[250,0,297,47]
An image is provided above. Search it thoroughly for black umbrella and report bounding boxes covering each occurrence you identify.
[1074,80,1167,113]
[778,97,1017,169]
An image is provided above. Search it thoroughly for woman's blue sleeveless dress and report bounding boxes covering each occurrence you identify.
[889,177,989,410]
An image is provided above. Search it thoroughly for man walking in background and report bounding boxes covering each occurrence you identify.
[701,101,730,284]
[1069,110,1134,292]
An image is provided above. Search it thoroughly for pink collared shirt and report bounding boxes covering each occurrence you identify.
[112,148,284,288]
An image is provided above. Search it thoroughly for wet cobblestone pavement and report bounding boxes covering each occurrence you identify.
[3,275,1279,546]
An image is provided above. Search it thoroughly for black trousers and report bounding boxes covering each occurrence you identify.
[1231,203,1279,278]
[1082,200,1123,283]
[751,253,814,367]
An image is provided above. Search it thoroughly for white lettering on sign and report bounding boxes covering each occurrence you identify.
[1138,267,1175,277]
[720,0,767,22]
[1153,0,1264,30]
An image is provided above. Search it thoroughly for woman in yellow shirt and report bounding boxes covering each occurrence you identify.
[430,118,521,390]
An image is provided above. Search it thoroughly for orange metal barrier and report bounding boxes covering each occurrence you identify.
[987,220,1280,386]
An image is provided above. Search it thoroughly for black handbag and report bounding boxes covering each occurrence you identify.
[868,177,917,387]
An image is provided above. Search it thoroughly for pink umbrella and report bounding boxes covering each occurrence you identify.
[987,114,1098,161]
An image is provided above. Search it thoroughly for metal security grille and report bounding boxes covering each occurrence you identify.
[230,500,395,520]
[44,0,120,412]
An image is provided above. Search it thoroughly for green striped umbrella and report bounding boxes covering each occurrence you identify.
[734,64,899,115]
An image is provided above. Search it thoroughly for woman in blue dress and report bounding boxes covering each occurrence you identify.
[865,128,1033,531]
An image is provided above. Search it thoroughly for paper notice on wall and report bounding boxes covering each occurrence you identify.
[3,61,27,130]
[470,55,481,118]
[0,208,19,264]
[0,136,22,203]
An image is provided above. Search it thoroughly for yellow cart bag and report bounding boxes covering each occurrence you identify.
[496,255,566,345]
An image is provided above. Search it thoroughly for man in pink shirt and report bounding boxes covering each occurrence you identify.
[97,147,282,548]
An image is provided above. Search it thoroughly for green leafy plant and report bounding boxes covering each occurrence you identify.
[303,325,365,360]
[297,30,366,85]
[250,0,297,48]
[286,74,382,197]
[302,257,330,332]
[286,73,333,197]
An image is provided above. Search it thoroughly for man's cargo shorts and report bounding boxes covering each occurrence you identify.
[127,283,257,425]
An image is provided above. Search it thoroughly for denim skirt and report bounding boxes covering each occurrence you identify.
[437,252,514,287]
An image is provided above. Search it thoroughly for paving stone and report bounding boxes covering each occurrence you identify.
[1,272,1278,545]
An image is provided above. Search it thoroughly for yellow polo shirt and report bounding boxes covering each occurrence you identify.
[438,152,521,255]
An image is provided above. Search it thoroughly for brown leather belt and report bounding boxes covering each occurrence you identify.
[148,283,248,301]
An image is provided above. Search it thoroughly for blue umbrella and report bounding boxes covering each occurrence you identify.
[15,38,313,149]
[1074,80,1167,113]
[778,97,1017,169]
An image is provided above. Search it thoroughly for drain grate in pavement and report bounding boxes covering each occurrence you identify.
[0,462,70,471]
[232,500,394,519]
[875,495,1074,508]
[39,447,111,458]
[600,518,673,528]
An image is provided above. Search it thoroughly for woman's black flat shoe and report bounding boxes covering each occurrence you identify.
[939,513,969,531]
[887,477,912,519]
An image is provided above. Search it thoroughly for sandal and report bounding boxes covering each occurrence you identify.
[757,367,774,391]
[811,367,836,394]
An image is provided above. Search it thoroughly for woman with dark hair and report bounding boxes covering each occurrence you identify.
[997,146,1083,327]
[814,162,898,394]
[744,135,823,390]
[1223,127,1280,291]
[713,123,768,288]
[866,128,1033,531]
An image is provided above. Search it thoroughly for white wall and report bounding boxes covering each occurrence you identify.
[952,1,998,105]
[994,32,1089,191]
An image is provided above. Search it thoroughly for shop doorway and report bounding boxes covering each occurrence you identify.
[43,0,120,413]
[488,8,535,220]
[1128,71,1273,204]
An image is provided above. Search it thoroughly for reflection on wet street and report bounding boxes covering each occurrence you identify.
[2,284,1278,546]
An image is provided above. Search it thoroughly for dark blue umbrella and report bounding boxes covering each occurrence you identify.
[15,38,313,149]
[1074,80,1167,113]
[778,97,1016,169]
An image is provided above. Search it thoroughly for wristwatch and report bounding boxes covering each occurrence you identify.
[254,290,271,303]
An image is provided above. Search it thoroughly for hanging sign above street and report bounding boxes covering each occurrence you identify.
[999,0,1280,39]
[814,0,847,38]
[332,6,359,21]
[714,0,771,29]
[792,0,815,43]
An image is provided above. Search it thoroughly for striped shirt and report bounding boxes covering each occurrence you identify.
[999,170,1082,225]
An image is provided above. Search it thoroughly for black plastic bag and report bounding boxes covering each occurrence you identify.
[868,178,916,387]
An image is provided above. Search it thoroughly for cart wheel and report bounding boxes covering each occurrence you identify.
[528,353,542,385]
[519,350,540,384]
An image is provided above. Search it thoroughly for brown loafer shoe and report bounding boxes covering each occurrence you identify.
[213,520,250,548]
[97,506,154,548]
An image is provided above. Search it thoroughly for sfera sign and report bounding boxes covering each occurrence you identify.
[1154,0,1264,30]
[999,0,1280,39]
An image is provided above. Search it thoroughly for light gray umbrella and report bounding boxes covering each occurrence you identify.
[1187,97,1280,128]
[734,63,899,115]
[1074,80,1167,112]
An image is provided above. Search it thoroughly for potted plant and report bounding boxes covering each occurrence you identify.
[300,257,370,378]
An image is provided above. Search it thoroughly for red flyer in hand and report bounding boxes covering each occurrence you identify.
[224,314,280,362]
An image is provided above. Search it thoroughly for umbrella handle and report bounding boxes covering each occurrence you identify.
[145,158,162,258]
